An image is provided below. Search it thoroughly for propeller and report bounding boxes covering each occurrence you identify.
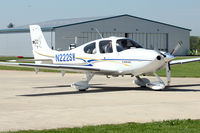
[170,41,183,55]
[166,62,171,85]
[164,41,182,86]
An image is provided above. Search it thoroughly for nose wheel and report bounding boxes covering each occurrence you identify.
[134,73,165,90]
[146,73,165,90]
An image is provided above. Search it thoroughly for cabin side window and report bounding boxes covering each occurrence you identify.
[84,42,96,54]
[99,40,113,54]
[116,39,143,52]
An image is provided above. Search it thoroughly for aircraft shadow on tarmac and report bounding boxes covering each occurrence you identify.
[32,84,104,89]
[18,83,200,97]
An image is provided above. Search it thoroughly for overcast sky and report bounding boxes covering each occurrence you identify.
[0,0,199,36]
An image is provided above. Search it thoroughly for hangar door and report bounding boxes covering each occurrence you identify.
[78,32,168,52]
[127,33,168,52]
[79,32,125,44]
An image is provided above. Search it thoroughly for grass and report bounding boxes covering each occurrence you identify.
[0,56,33,61]
[0,56,200,77]
[2,119,200,133]
[156,57,200,77]
[0,56,60,73]
[0,65,60,72]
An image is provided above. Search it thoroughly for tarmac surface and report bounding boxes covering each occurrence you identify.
[0,70,200,131]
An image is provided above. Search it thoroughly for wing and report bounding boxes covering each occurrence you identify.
[170,57,200,65]
[0,62,117,74]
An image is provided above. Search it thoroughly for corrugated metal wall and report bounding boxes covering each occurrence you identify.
[0,31,53,57]
[76,32,168,52]
[81,32,125,43]
[129,33,168,51]
[0,15,190,56]
[54,16,189,55]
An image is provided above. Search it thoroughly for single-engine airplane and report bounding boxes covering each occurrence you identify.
[1,25,200,91]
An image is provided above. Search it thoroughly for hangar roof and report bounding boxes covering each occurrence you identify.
[0,14,191,33]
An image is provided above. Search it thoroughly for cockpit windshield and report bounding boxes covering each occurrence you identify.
[116,39,143,52]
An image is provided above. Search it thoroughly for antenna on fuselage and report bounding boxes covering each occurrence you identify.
[75,36,78,44]
[95,28,103,39]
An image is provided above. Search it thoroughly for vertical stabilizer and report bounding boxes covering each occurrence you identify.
[29,25,54,60]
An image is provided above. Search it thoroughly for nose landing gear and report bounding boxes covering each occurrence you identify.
[134,73,165,90]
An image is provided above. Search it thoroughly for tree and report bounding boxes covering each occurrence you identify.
[7,23,14,28]
[190,36,200,55]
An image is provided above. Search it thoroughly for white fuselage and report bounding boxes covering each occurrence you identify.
[34,37,166,76]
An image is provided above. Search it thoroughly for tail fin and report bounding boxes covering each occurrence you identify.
[29,25,53,60]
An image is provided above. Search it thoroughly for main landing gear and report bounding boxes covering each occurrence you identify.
[71,72,165,91]
[71,72,94,91]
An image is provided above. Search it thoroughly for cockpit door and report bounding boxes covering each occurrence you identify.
[98,40,116,59]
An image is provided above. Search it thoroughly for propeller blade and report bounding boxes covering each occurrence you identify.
[166,63,171,86]
[170,41,183,55]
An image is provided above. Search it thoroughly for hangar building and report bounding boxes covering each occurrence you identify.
[0,14,191,57]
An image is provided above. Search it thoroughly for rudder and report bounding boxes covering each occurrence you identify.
[29,25,53,60]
